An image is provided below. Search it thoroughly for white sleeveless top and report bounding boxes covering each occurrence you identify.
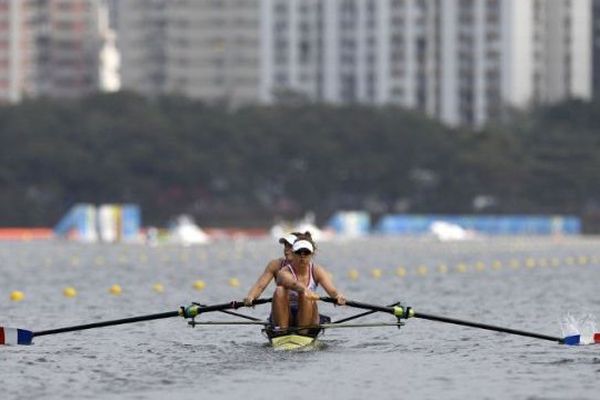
[286,262,318,306]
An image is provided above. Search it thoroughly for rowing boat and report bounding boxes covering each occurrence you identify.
[264,325,325,350]
[1,297,595,347]
[267,332,321,350]
[262,313,331,350]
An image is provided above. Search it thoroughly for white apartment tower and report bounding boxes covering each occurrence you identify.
[594,0,600,95]
[117,0,261,104]
[532,0,591,103]
[115,0,591,127]
[0,0,118,103]
[32,0,118,98]
[0,0,33,103]
[261,0,591,127]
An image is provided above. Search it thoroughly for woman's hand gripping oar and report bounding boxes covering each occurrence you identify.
[0,298,272,345]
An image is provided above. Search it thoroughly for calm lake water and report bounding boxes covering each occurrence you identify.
[1,235,600,399]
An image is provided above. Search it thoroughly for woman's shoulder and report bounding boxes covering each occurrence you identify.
[312,263,327,276]
[266,257,285,270]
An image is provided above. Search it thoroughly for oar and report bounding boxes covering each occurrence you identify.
[193,303,264,322]
[320,297,579,345]
[269,322,406,334]
[1,298,271,345]
[184,321,405,329]
[412,311,572,344]
[332,301,400,324]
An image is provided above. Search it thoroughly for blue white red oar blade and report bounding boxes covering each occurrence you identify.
[0,327,33,345]
[562,334,580,346]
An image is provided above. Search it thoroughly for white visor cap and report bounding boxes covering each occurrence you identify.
[292,240,314,253]
[278,234,297,246]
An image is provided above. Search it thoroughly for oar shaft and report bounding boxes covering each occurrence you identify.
[207,298,272,311]
[193,300,271,322]
[270,322,405,334]
[332,302,400,324]
[320,322,404,329]
[414,312,563,343]
[34,298,272,337]
[321,297,394,313]
[188,321,268,326]
[324,297,564,344]
[34,311,180,337]
[215,309,263,322]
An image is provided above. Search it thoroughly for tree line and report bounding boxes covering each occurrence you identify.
[1,92,599,231]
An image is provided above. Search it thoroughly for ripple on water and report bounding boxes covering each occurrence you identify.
[2,238,600,400]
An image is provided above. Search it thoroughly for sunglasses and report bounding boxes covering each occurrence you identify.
[294,250,312,256]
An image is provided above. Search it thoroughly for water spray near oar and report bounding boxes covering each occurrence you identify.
[559,313,600,345]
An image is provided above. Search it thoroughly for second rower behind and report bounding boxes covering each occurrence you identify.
[271,232,346,332]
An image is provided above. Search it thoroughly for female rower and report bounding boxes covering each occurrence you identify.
[272,232,346,331]
[243,232,300,306]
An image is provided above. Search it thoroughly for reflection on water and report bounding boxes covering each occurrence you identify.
[1,236,600,399]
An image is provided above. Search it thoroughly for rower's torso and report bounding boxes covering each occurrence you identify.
[271,257,291,279]
[287,263,318,304]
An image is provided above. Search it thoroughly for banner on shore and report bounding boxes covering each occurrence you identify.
[374,214,580,235]
[54,203,141,243]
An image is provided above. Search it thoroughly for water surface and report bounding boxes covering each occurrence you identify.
[1,236,599,399]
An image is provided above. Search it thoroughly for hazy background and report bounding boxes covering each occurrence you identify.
[1,0,600,231]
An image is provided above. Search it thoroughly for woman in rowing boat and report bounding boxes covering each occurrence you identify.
[271,232,346,332]
[243,232,300,306]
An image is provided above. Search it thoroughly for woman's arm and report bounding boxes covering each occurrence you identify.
[276,269,303,293]
[276,269,320,300]
[243,259,279,305]
[314,265,346,305]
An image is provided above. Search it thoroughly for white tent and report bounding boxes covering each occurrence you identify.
[168,215,210,245]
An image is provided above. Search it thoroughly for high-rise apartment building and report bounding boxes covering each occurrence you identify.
[592,0,600,96]
[116,0,591,127]
[0,0,33,103]
[532,0,591,103]
[0,0,118,103]
[32,0,118,98]
[261,0,591,127]
[117,0,261,104]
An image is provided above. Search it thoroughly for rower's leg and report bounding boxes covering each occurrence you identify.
[272,286,290,329]
[296,292,318,334]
